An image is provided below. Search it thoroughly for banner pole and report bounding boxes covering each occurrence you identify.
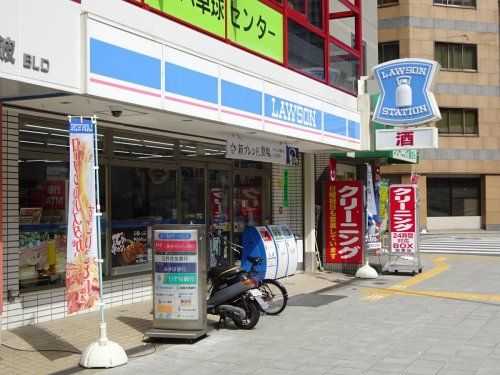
[78,116,127,368]
[92,116,105,327]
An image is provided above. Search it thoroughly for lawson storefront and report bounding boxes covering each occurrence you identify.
[0,0,365,330]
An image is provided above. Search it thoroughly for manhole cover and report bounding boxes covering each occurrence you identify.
[288,294,346,307]
[373,282,386,285]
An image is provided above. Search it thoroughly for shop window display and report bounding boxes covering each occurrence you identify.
[19,160,69,290]
[110,166,177,274]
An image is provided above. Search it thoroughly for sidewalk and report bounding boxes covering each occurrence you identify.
[0,271,353,375]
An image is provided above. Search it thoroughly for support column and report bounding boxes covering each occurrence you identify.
[0,103,3,340]
[484,175,500,231]
[303,153,316,272]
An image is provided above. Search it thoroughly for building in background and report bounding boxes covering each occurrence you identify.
[0,0,377,330]
[378,0,500,231]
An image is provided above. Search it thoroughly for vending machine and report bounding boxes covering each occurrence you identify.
[279,225,298,276]
[242,226,278,279]
[266,225,288,279]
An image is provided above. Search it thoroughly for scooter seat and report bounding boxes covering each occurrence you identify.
[217,266,245,279]
[247,256,263,266]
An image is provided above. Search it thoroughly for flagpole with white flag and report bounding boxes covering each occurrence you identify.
[356,164,378,279]
[67,115,127,368]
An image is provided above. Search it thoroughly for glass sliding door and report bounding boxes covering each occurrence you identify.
[180,165,205,224]
[208,166,230,268]
[232,174,266,264]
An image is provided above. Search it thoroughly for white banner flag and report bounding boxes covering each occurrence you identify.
[66,118,100,314]
[366,165,381,250]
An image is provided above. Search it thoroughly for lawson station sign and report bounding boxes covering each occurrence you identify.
[372,58,441,127]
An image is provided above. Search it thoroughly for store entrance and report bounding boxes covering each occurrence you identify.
[179,161,269,269]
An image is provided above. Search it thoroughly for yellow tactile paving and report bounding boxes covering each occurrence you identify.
[362,255,500,303]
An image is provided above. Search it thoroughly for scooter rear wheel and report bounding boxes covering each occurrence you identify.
[233,298,260,330]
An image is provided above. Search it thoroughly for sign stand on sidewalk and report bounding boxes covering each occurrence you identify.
[383,184,422,274]
[145,224,207,342]
[67,116,128,368]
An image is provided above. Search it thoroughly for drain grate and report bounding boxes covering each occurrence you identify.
[288,294,347,307]
[373,282,387,285]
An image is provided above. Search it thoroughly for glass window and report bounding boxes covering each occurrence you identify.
[179,140,226,159]
[112,133,175,160]
[19,160,69,291]
[180,166,205,224]
[288,0,305,13]
[463,44,477,70]
[434,0,475,6]
[308,0,323,29]
[428,178,481,217]
[427,178,451,216]
[110,166,177,274]
[288,19,325,80]
[464,109,478,134]
[330,43,359,94]
[20,119,105,155]
[233,175,264,233]
[435,42,477,71]
[378,0,398,5]
[436,108,478,135]
[378,41,399,63]
[449,109,463,133]
[208,169,230,268]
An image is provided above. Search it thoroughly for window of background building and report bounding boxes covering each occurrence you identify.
[378,41,399,63]
[435,42,477,70]
[434,0,475,7]
[377,0,399,5]
[427,178,481,217]
[436,108,478,135]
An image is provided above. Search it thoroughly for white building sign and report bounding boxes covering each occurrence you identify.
[225,137,287,164]
[376,128,438,151]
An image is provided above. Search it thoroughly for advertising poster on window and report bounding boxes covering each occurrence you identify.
[66,118,100,314]
[389,185,418,253]
[111,227,149,267]
[209,188,229,231]
[20,230,66,282]
[325,181,363,264]
[153,229,199,320]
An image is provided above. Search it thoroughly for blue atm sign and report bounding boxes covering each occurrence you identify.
[373,59,441,126]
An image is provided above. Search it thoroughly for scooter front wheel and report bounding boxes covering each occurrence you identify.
[233,298,260,330]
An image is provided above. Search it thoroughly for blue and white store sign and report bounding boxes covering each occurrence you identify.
[372,58,441,126]
[86,18,361,150]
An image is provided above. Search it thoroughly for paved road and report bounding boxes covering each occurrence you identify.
[420,236,500,255]
[99,254,500,375]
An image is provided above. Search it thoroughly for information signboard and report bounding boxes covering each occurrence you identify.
[148,225,207,339]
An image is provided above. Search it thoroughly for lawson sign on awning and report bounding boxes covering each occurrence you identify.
[86,18,361,150]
